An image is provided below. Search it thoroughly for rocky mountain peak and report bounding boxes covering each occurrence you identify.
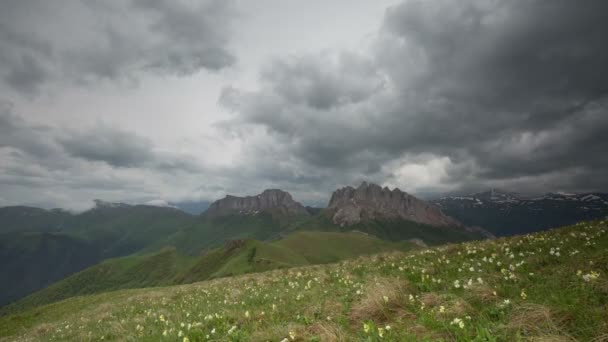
[204,189,309,217]
[328,182,460,227]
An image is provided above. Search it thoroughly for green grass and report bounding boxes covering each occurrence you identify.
[3,231,413,316]
[146,212,305,256]
[1,220,606,341]
[275,231,413,264]
[1,247,197,314]
[0,206,312,306]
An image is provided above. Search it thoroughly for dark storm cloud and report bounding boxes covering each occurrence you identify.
[57,123,204,172]
[259,52,384,110]
[0,0,236,95]
[58,125,155,168]
[223,0,608,194]
[132,0,236,73]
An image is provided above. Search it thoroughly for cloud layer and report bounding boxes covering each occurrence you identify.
[0,0,235,95]
[1,0,607,210]
[222,0,608,196]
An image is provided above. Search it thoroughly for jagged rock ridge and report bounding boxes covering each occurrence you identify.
[204,189,309,217]
[328,182,461,227]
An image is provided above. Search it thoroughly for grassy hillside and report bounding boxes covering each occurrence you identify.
[0,205,198,306]
[0,204,484,307]
[148,212,307,256]
[4,231,411,315]
[1,220,605,341]
[2,247,197,313]
[275,231,413,264]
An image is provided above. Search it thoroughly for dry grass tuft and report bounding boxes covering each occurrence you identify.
[465,284,499,303]
[306,322,348,341]
[349,277,409,324]
[445,298,473,316]
[591,334,608,342]
[401,323,450,341]
[322,299,345,319]
[419,292,443,307]
[508,304,570,338]
[530,335,578,342]
[32,323,53,337]
[250,323,307,341]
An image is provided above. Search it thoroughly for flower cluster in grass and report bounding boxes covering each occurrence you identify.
[3,221,607,341]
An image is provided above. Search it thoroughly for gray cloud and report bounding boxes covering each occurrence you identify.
[0,0,236,95]
[260,52,384,110]
[3,0,608,210]
[58,125,155,168]
[0,101,59,159]
[222,0,608,195]
[0,103,208,210]
[57,123,205,173]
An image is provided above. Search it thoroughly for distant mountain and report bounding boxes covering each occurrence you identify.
[0,201,196,306]
[304,206,324,216]
[290,182,490,244]
[0,232,100,306]
[66,200,195,258]
[171,200,210,215]
[204,189,310,218]
[432,189,608,236]
[0,206,71,234]
[327,182,461,227]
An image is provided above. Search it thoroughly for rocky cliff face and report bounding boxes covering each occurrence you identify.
[204,189,309,217]
[328,182,461,227]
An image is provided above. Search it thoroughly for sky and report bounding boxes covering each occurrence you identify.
[1,0,607,210]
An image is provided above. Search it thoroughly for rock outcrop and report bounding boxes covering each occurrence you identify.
[204,189,309,217]
[328,182,461,227]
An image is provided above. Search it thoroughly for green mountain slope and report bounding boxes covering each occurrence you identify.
[148,211,308,256]
[3,247,197,313]
[0,200,482,307]
[289,211,486,245]
[0,204,198,306]
[63,204,195,258]
[4,231,413,314]
[275,231,411,264]
[1,220,606,341]
[0,232,100,306]
[0,206,71,234]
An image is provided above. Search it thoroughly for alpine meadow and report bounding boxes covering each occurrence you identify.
[1,0,607,341]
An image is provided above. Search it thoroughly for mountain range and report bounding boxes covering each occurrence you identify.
[432,189,608,236]
[1,183,606,310]
[327,182,460,227]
